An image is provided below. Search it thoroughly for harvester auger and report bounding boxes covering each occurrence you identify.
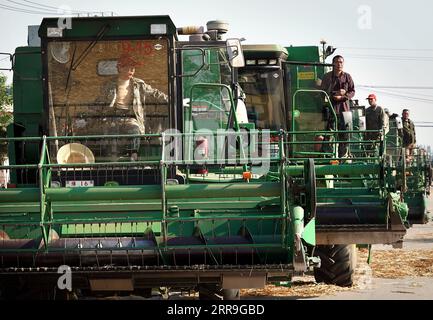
[0,16,319,299]
[238,44,408,286]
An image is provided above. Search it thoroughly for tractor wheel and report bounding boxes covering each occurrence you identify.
[198,285,240,300]
[313,244,357,287]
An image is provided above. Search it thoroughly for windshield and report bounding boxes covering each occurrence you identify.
[238,68,286,130]
[47,39,170,162]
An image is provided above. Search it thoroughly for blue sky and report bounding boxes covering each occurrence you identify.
[1,0,432,147]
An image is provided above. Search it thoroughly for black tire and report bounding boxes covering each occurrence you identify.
[198,285,240,300]
[313,244,357,287]
[304,158,317,219]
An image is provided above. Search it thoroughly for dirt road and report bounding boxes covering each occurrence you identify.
[240,193,433,300]
[305,195,433,300]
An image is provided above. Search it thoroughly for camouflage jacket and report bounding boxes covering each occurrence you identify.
[96,77,168,134]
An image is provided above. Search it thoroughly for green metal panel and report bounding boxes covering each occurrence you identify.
[286,46,320,62]
[285,46,324,93]
[45,183,280,201]
[13,47,43,114]
[283,46,331,158]
[60,222,161,236]
[285,163,380,176]
[11,47,43,169]
[302,218,316,246]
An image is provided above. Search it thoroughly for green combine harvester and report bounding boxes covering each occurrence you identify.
[238,44,409,285]
[0,16,321,299]
[0,15,416,298]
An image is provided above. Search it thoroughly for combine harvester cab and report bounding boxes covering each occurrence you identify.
[0,16,318,299]
[239,44,408,286]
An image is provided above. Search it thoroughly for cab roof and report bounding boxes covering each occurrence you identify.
[242,44,288,60]
[38,15,177,40]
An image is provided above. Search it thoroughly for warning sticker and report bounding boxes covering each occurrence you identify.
[297,71,315,80]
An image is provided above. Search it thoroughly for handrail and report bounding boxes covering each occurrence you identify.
[291,89,338,157]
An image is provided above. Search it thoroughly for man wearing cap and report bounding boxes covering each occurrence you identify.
[400,109,416,162]
[365,94,386,140]
[95,53,168,160]
[320,55,355,157]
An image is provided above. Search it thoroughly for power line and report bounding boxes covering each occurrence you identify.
[389,91,433,99]
[378,89,433,99]
[0,56,11,62]
[345,54,433,62]
[358,86,433,99]
[0,2,57,14]
[18,0,106,15]
[359,85,433,90]
[351,54,433,60]
[369,89,433,99]
[22,0,68,11]
[340,46,433,52]
[367,90,433,103]
[6,0,59,12]
[0,1,114,15]
[357,87,433,103]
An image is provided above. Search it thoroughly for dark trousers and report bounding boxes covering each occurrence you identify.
[337,114,349,157]
[326,113,349,157]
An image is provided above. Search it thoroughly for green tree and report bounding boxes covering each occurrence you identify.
[0,73,12,160]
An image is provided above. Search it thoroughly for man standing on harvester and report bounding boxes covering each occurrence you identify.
[365,93,386,154]
[400,108,416,163]
[96,53,169,160]
[320,55,355,157]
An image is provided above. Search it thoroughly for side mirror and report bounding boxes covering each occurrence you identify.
[226,39,245,68]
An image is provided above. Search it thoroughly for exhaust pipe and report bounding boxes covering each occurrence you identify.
[177,20,230,41]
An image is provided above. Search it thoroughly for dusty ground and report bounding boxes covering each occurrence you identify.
[240,244,433,300]
[308,197,433,300]
[240,194,433,300]
[158,217,433,300]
